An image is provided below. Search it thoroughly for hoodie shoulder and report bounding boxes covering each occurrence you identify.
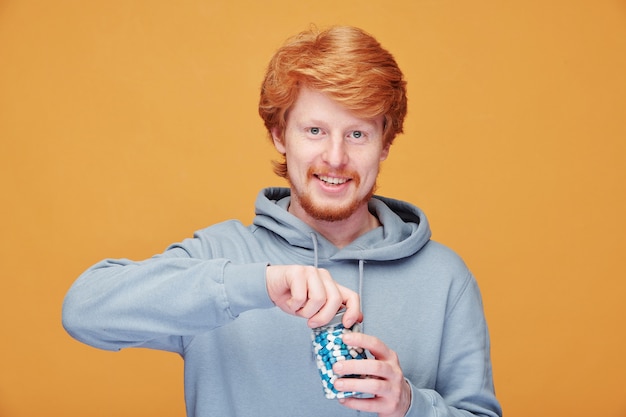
[165,220,260,260]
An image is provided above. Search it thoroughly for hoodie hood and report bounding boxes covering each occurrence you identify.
[253,187,431,262]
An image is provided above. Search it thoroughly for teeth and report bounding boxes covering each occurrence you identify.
[318,175,348,185]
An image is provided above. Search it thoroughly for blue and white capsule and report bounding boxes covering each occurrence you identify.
[311,309,367,399]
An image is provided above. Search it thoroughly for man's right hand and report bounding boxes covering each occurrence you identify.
[265,265,362,328]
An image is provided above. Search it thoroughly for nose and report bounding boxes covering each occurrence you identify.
[322,134,348,167]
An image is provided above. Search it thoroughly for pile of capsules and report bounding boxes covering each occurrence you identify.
[311,310,367,399]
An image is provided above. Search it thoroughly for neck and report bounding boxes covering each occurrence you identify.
[290,204,380,248]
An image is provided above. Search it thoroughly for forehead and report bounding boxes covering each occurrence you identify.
[288,87,384,129]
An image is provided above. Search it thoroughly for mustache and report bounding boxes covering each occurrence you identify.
[307,167,360,182]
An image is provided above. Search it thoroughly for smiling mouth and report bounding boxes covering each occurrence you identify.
[316,174,349,185]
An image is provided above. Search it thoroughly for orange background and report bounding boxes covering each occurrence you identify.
[1,1,625,416]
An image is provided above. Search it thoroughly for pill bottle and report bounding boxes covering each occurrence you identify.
[311,309,367,399]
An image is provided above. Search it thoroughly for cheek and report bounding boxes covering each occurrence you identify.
[284,148,313,175]
[362,154,384,173]
[359,159,383,185]
[287,141,319,165]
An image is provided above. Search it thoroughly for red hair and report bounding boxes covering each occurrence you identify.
[258,26,407,178]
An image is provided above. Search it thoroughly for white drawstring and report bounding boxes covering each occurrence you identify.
[358,259,365,333]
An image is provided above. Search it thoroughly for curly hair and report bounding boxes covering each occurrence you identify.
[258,26,407,178]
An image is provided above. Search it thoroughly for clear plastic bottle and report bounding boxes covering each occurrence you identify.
[311,309,368,399]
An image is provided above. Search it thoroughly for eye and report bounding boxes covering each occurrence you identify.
[349,130,366,141]
[309,127,321,135]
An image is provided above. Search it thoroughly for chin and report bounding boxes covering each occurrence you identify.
[304,199,363,222]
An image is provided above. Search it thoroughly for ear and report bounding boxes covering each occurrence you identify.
[380,143,390,162]
[271,127,286,154]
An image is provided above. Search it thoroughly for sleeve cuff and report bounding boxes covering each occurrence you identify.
[223,262,274,317]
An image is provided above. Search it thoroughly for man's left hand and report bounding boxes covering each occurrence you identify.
[332,332,411,417]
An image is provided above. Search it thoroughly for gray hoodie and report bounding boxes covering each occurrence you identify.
[63,187,501,417]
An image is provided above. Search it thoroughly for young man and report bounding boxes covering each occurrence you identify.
[63,26,502,417]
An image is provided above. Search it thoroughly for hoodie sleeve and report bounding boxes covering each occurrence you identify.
[62,230,275,353]
[404,273,502,417]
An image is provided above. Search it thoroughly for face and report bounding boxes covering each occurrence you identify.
[272,87,389,224]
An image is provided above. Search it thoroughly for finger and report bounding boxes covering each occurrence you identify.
[332,333,411,417]
[334,334,400,381]
[338,395,388,415]
[337,284,362,328]
[333,357,390,380]
[283,269,309,314]
[333,361,403,413]
[337,372,411,417]
[295,270,328,320]
[306,269,343,327]
[308,275,361,328]
[341,332,389,359]
[334,372,387,396]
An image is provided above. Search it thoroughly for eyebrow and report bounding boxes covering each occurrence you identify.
[301,118,379,131]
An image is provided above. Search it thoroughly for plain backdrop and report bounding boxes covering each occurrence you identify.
[1,1,625,416]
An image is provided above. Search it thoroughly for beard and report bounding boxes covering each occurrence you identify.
[289,167,377,222]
